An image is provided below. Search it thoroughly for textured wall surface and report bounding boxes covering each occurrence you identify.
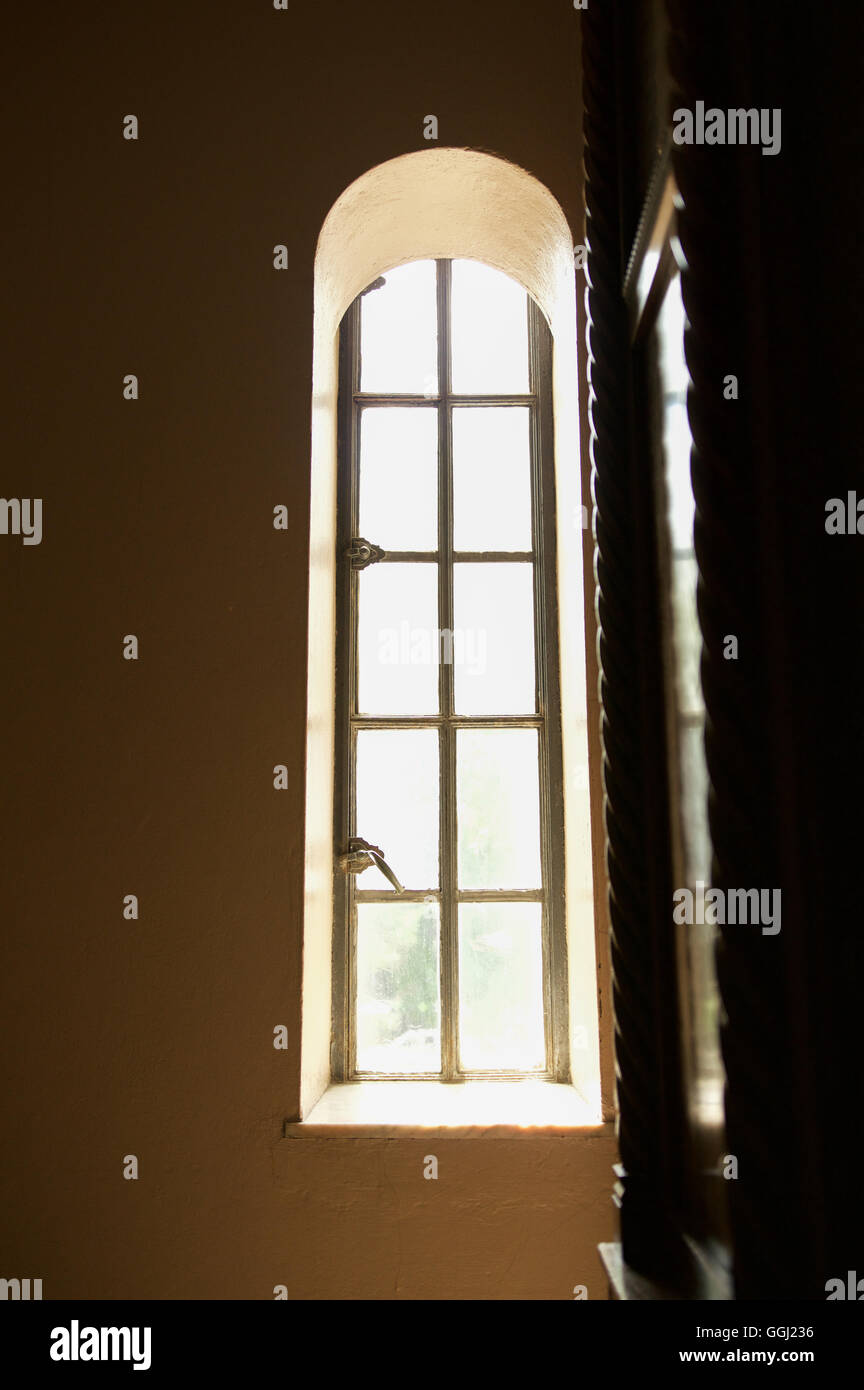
[273,1134,618,1302]
[0,0,616,1299]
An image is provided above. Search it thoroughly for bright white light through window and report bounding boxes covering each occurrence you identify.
[337,258,563,1079]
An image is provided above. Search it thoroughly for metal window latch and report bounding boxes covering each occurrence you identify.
[346,537,386,570]
[337,837,405,894]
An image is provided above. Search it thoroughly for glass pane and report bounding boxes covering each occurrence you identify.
[359,407,438,552]
[450,260,529,395]
[356,901,440,1073]
[453,563,535,715]
[670,554,703,718]
[657,273,724,1130]
[358,563,439,715]
[360,260,438,395]
[456,728,541,889]
[452,407,532,552]
[665,398,695,552]
[678,720,711,886]
[458,903,545,1071]
[356,729,439,891]
[658,272,690,394]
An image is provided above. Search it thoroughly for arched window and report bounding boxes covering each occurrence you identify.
[300,151,606,1123]
[332,257,567,1080]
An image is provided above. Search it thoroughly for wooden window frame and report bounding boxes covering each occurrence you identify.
[330,258,569,1083]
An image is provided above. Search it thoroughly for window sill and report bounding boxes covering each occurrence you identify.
[284,1080,609,1138]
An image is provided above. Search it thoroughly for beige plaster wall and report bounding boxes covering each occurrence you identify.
[0,0,616,1299]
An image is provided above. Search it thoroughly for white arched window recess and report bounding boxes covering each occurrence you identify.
[301,150,600,1122]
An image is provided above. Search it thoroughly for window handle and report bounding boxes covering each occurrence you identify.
[338,837,405,894]
[345,537,386,570]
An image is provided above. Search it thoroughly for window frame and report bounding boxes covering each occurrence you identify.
[331,257,569,1083]
[627,171,729,1251]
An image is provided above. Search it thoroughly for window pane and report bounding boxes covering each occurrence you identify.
[665,398,695,552]
[657,273,724,1129]
[357,563,439,715]
[458,903,545,1071]
[450,260,529,395]
[670,554,703,718]
[678,720,711,887]
[360,260,438,395]
[452,407,532,552]
[356,901,440,1074]
[456,728,541,889]
[359,407,438,551]
[356,729,439,890]
[453,563,535,715]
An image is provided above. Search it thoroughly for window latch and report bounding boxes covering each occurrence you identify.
[338,837,405,893]
[346,537,386,570]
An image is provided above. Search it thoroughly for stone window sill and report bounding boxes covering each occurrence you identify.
[283,1080,609,1139]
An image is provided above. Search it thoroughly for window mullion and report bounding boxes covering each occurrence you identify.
[437,260,460,1082]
